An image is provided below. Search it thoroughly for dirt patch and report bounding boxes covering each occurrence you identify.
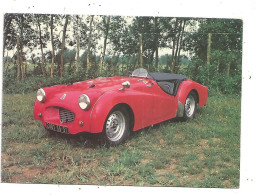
[221,179,232,187]
[1,153,11,163]
[11,174,24,183]
[212,137,221,144]
[200,139,210,148]
[155,162,179,177]
[23,167,41,179]
[159,139,166,145]
[140,158,151,164]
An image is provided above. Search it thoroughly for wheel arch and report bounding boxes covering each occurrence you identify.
[191,89,199,105]
[176,86,199,117]
[108,103,135,132]
[89,92,135,133]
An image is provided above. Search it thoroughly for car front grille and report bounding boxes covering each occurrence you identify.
[59,108,75,124]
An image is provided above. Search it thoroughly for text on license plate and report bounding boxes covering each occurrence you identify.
[45,122,69,134]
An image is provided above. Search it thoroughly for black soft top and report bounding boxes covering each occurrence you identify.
[149,72,187,96]
[149,72,187,81]
[130,69,187,96]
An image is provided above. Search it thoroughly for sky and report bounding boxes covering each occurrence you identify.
[4,14,192,60]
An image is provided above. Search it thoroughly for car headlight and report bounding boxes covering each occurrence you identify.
[37,88,46,102]
[79,94,91,110]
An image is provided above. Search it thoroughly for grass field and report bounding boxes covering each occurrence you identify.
[1,92,240,188]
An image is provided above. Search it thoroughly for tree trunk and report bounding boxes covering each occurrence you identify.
[176,20,186,72]
[227,64,230,76]
[17,15,25,80]
[139,33,143,67]
[112,53,120,75]
[31,54,36,65]
[171,18,179,72]
[155,47,158,70]
[173,20,183,73]
[99,16,110,74]
[154,17,159,70]
[50,15,55,78]
[4,51,9,74]
[135,53,139,68]
[60,15,69,77]
[25,61,28,76]
[16,36,22,80]
[207,33,212,65]
[74,15,81,72]
[86,15,94,76]
[37,17,46,77]
[3,15,12,59]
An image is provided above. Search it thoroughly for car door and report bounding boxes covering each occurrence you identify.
[151,81,177,122]
[138,79,155,127]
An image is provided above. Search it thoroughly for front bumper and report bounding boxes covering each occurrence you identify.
[33,101,91,134]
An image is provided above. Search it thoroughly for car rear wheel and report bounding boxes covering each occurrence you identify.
[183,91,197,120]
[103,107,130,145]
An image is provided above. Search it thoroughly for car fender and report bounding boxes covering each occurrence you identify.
[89,89,143,133]
[176,80,208,117]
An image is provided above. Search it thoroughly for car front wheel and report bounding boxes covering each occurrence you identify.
[183,91,197,120]
[103,107,130,145]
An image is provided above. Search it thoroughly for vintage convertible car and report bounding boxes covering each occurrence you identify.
[33,68,207,145]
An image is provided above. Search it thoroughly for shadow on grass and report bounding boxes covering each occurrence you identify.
[44,117,187,148]
[129,117,184,139]
[46,130,103,148]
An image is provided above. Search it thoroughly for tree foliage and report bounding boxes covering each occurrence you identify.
[3,14,242,94]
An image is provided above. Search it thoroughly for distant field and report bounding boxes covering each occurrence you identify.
[1,93,240,188]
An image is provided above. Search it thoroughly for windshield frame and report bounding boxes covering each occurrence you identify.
[131,68,149,78]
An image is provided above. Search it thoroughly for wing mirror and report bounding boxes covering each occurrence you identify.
[119,81,130,91]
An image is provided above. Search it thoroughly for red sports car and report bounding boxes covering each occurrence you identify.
[33,68,207,145]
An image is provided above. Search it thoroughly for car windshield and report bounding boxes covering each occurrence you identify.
[131,68,149,78]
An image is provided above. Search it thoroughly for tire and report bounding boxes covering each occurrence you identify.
[183,91,197,121]
[103,107,130,145]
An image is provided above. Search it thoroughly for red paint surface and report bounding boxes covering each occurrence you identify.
[33,76,207,134]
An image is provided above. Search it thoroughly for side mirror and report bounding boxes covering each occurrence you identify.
[119,81,130,90]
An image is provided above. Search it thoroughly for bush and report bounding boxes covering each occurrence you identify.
[178,57,241,96]
[3,67,90,94]
[3,60,241,95]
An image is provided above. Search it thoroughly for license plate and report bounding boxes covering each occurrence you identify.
[45,122,69,134]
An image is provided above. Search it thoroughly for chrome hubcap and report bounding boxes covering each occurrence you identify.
[185,95,196,117]
[106,111,125,142]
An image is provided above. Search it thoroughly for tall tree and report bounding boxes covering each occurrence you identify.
[3,14,17,74]
[159,17,189,72]
[3,14,14,59]
[15,14,25,80]
[124,17,153,68]
[16,35,22,80]
[139,32,143,68]
[86,15,94,76]
[99,16,110,74]
[50,15,55,77]
[60,15,69,77]
[36,15,48,76]
[185,18,242,76]
[154,17,159,69]
[206,32,212,65]
[74,15,81,72]
[175,19,186,72]
[170,18,179,72]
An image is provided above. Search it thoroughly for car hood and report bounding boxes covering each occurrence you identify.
[42,76,143,106]
[59,76,133,93]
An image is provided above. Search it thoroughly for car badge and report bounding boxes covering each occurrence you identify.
[60,94,66,100]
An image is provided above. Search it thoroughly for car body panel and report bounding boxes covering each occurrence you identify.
[33,73,207,135]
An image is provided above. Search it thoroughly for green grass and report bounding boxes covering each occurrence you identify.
[1,93,240,187]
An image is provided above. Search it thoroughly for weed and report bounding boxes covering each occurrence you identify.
[1,93,240,187]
